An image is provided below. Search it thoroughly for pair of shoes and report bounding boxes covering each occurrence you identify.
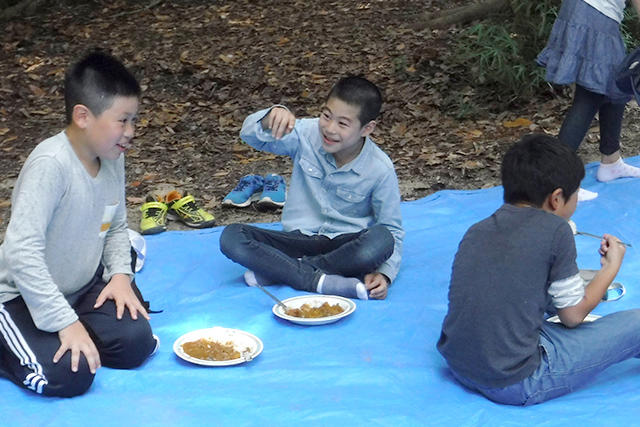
[139,190,215,234]
[222,174,286,210]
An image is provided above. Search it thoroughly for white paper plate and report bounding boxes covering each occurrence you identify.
[173,327,263,366]
[546,314,601,323]
[272,295,356,325]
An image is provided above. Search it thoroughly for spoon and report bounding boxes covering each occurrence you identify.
[574,230,632,247]
[568,220,632,247]
[254,283,288,310]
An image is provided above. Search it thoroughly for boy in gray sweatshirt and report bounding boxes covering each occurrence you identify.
[0,51,157,397]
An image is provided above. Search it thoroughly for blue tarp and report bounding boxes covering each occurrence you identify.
[3,159,640,425]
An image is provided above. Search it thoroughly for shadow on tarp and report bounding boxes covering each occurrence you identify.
[3,159,640,425]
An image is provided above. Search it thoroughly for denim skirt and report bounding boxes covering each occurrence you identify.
[536,0,629,102]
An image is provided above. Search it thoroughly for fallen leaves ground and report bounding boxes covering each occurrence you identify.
[2,0,640,240]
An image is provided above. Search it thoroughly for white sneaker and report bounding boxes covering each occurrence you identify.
[577,187,598,202]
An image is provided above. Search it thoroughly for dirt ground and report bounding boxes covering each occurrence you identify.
[2,0,640,241]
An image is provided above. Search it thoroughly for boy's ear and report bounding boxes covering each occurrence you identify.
[71,104,92,129]
[546,188,565,211]
[360,120,376,137]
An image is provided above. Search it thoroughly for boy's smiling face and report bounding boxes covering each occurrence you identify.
[318,97,375,166]
[83,95,139,161]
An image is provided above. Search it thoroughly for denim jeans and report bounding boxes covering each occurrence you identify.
[558,84,625,155]
[450,309,640,405]
[219,224,394,292]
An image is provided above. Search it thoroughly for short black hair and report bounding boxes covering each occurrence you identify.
[326,76,382,125]
[501,133,585,206]
[64,51,140,124]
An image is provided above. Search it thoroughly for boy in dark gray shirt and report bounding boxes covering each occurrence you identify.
[0,52,157,397]
[438,134,640,405]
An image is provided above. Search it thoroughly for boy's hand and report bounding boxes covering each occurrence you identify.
[94,273,150,321]
[262,106,295,139]
[55,320,100,373]
[599,234,626,269]
[364,273,389,300]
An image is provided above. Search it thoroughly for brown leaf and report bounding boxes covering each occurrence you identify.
[503,117,533,128]
[126,196,145,204]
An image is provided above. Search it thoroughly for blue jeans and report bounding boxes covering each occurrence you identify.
[219,224,394,292]
[558,84,625,155]
[450,309,640,405]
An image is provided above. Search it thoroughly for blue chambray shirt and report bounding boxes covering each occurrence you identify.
[240,107,404,282]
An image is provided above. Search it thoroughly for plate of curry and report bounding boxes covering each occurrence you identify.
[173,327,263,366]
[272,295,356,325]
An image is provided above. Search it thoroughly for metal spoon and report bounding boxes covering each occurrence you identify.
[254,283,288,310]
[575,231,632,247]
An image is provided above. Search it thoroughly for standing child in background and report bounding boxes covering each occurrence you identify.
[438,134,640,406]
[537,0,640,201]
[0,51,158,397]
[220,76,403,300]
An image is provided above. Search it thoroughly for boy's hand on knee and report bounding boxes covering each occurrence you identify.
[262,106,295,139]
[94,274,150,321]
[364,272,389,300]
[55,320,101,373]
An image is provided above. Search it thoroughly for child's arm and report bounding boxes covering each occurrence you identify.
[261,106,295,139]
[239,106,303,157]
[557,234,625,327]
[54,320,101,373]
[366,167,404,299]
[100,156,149,320]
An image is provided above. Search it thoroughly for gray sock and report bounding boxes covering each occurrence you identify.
[316,274,368,300]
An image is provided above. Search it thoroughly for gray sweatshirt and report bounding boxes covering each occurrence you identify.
[0,131,133,332]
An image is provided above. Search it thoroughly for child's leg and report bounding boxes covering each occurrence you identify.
[558,85,602,151]
[220,224,326,292]
[300,225,394,279]
[74,280,156,369]
[0,298,95,397]
[595,101,640,181]
[220,224,379,297]
[470,310,640,406]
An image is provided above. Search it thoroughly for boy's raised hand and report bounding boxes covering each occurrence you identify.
[364,272,389,299]
[55,320,101,373]
[262,106,295,139]
[94,273,150,321]
[599,234,626,269]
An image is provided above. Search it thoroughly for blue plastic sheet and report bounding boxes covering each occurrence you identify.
[3,159,640,425]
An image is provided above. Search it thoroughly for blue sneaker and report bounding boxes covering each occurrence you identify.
[257,174,286,210]
[222,174,264,207]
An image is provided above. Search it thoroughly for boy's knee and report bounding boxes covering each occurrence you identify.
[113,321,155,369]
[219,223,245,257]
[100,319,155,369]
[350,226,394,270]
[42,359,95,397]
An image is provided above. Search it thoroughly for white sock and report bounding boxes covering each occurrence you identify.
[243,270,274,287]
[596,158,640,182]
[316,274,368,300]
[577,188,598,202]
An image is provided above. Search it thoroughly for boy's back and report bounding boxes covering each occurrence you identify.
[437,203,578,388]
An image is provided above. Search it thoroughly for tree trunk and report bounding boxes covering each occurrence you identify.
[414,0,509,30]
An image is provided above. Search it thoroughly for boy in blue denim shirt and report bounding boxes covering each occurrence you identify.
[438,134,640,405]
[220,76,403,300]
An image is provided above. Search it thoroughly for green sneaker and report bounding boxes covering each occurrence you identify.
[139,196,168,235]
[165,190,215,228]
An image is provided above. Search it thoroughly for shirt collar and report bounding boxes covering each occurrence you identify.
[319,137,373,175]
